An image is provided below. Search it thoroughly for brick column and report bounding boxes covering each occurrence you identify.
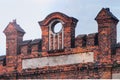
[95,8,119,63]
[3,20,25,67]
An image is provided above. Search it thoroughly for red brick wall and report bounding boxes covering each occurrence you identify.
[0,8,120,79]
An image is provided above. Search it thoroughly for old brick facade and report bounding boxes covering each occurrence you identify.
[0,8,120,79]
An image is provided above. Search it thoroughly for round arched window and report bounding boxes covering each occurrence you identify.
[51,20,63,34]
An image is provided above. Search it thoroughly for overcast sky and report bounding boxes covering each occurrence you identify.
[0,0,120,55]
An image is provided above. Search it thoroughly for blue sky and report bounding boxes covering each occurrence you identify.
[0,0,120,55]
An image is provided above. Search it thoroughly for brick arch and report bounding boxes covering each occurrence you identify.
[39,12,77,26]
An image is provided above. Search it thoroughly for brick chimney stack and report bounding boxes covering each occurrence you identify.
[3,20,25,66]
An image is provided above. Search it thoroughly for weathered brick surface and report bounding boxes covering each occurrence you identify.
[0,8,120,79]
[75,34,87,47]
[39,12,78,51]
[86,33,98,46]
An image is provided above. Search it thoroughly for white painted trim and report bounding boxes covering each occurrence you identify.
[48,19,65,50]
[58,34,59,49]
[62,27,64,49]
[49,25,51,50]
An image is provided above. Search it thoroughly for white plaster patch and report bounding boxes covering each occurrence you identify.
[22,52,94,69]
[112,73,120,79]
